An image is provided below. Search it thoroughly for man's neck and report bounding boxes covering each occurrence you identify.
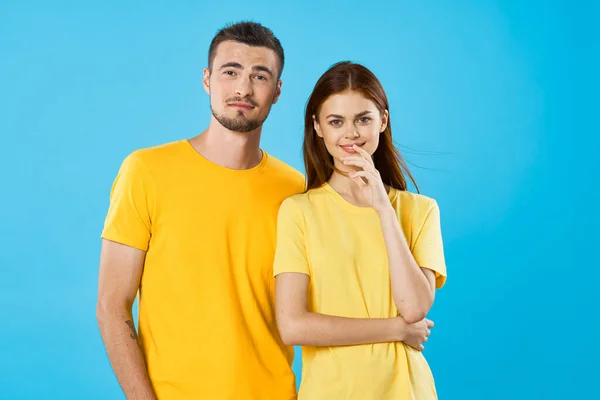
[189,118,263,170]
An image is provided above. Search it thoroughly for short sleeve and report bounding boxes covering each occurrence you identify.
[412,199,447,288]
[273,197,310,276]
[101,152,154,251]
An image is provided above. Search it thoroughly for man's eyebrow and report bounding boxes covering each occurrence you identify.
[218,62,273,77]
[218,62,243,70]
[252,65,273,76]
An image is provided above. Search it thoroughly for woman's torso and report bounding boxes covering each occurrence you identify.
[296,184,438,400]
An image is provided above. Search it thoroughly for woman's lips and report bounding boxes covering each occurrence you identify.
[340,143,365,153]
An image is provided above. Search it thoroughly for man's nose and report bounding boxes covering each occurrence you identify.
[235,76,253,98]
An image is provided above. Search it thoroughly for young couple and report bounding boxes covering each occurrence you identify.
[97,21,447,400]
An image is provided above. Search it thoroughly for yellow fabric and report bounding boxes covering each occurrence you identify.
[102,140,305,400]
[273,183,447,400]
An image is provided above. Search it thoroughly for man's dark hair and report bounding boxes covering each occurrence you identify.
[208,21,285,78]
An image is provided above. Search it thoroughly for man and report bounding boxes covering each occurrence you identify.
[96,21,304,399]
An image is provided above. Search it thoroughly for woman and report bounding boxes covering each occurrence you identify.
[273,62,447,399]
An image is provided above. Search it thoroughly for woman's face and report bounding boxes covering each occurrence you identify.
[314,90,388,167]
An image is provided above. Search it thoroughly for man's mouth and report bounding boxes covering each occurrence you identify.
[227,100,256,111]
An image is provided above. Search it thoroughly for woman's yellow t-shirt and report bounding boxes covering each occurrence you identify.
[273,183,447,400]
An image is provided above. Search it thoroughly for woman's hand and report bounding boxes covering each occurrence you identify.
[340,144,390,213]
[398,317,434,351]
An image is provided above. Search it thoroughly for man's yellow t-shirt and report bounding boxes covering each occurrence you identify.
[273,183,447,400]
[101,140,305,399]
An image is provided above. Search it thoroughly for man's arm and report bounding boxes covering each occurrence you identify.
[275,272,432,348]
[96,239,156,400]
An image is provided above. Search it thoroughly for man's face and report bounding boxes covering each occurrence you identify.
[204,40,282,133]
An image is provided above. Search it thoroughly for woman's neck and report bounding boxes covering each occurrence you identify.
[327,171,366,205]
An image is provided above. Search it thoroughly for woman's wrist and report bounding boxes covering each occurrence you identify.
[375,202,396,218]
[389,317,407,342]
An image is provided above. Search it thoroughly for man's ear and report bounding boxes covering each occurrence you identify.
[202,68,211,95]
[272,80,282,104]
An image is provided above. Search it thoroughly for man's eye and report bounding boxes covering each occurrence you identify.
[255,75,267,81]
[224,71,236,76]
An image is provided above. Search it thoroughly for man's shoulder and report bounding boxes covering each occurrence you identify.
[127,140,187,165]
[263,152,306,192]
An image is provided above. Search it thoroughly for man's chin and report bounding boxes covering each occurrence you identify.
[219,117,263,133]
[211,107,267,133]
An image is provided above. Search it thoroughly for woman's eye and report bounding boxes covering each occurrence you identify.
[358,117,371,124]
[329,120,342,126]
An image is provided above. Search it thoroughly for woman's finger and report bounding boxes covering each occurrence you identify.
[352,144,374,164]
[349,170,378,183]
[342,158,369,168]
[340,155,363,162]
[343,158,377,173]
[350,175,366,189]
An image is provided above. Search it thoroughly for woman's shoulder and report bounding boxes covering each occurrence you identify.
[283,185,324,201]
[279,186,328,211]
[390,188,439,213]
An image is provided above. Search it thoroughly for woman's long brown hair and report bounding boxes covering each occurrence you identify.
[303,61,418,192]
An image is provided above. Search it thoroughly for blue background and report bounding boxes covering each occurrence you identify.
[1,1,598,399]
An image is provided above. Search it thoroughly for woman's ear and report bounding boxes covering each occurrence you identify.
[313,115,323,138]
[380,109,389,133]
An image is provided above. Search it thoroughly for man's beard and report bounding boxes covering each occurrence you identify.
[211,107,267,133]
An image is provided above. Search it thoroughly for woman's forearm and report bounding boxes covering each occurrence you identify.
[378,205,434,323]
[278,311,406,346]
